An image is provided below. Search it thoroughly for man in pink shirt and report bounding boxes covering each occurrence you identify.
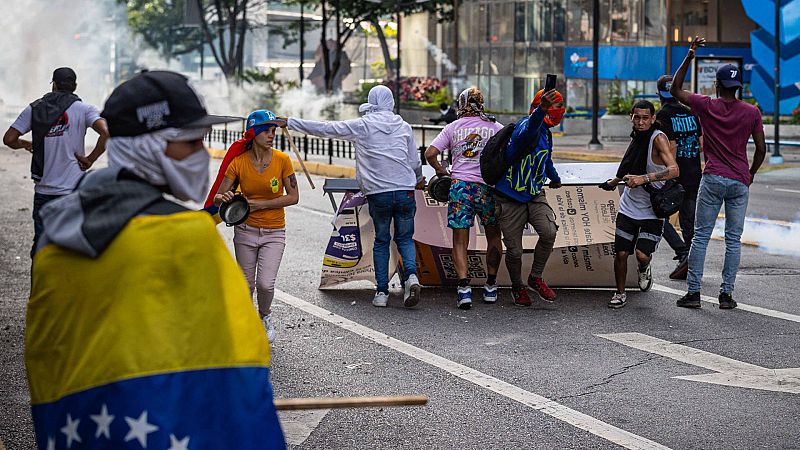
[425,87,504,310]
[669,37,767,310]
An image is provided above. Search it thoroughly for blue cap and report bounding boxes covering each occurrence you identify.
[657,75,673,99]
[246,109,278,131]
[716,64,743,89]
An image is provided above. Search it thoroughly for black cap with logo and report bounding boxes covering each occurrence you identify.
[101,70,238,137]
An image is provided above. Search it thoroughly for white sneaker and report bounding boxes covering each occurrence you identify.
[373,291,389,307]
[638,264,653,292]
[403,274,421,308]
[608,292,627,309]
[262,314,276,343]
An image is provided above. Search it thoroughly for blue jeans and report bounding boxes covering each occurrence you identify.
[32,193,63,258]
[687,174,749,294]
[367,191,418,293]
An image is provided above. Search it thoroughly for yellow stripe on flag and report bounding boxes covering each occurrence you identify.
[26,211,269,404]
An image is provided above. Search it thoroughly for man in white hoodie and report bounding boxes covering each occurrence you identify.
[286,85,425,308]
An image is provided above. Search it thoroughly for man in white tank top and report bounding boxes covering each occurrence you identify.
[598,100,679,309]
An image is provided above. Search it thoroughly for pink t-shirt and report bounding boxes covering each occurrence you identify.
[687,94,763,186]
[429,116,504,184]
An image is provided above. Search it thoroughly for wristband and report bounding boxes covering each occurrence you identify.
[644,174,651,184]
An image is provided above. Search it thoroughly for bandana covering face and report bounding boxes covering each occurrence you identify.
[529,89,566,127]
[456,87,489,121]
[107,127,211,203]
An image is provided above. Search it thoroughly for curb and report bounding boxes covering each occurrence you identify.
[209,147,356,178]
[555,151,622,162]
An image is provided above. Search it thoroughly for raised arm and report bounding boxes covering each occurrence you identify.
[670,36,706,105]
[287,117,364,141]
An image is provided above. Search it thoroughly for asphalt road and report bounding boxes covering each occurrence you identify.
[1,149,799,449]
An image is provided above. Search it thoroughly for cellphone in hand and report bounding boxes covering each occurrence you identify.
[544,74,557,92]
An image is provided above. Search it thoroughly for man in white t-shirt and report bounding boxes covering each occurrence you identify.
[3,67,108,256]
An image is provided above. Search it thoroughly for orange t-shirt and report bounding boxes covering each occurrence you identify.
[224,149,295,229]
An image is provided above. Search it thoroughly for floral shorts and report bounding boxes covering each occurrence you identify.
[447,179,498,229]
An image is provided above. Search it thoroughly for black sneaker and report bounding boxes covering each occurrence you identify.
[676,292,701,308]
[669,256,689,280]
[718,292,737,309]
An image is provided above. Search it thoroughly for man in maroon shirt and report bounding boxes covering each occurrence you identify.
[669,37,767,310]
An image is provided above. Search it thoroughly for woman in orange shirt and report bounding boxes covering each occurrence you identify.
[215,110,299,342]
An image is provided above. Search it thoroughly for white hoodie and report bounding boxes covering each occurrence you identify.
[287,86,423,196]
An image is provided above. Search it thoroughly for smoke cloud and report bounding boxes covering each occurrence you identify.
[712,215,800,258]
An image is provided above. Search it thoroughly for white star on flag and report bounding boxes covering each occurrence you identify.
[60,413,82,448]
[45,436,55,450]
[168,434,191,450]
[124,410,159,448]
[90,404,115,439]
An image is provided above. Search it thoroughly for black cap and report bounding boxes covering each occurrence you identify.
[52,67,77,89]
[101,70,238,137]
[657,75,673,98]
[716,64,743,89]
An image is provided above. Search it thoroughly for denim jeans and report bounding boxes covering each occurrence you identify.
[687,174,749,294]
[367,190,417,293]
[31,193,63,258]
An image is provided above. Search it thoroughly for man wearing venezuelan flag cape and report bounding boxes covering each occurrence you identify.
[25,71,286,449]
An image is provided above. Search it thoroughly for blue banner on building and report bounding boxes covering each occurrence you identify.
[564,46,666,81]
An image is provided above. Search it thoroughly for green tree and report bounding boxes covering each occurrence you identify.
[287,0,453,93]
[125,0,202,60]
[121,0,267,82]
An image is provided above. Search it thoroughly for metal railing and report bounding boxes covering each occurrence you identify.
[205,123,450,166]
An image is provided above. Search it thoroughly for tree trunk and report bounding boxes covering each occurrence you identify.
[371,18,394,81]
[328,0,342,93]
[320,1,332,94]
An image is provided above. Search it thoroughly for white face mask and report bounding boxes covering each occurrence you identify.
[161,148,210,203]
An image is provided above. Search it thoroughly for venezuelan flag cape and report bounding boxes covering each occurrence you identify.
[203,136,250,220]
[26,211,286,449]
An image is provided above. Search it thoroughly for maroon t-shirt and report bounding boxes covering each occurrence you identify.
[687,94,763,186]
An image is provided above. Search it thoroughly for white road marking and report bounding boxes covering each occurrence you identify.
[278,409,330,446]
[274,289,671,450]
[775,188,800,195]
[598,333,800,394]
[652,283,800,324]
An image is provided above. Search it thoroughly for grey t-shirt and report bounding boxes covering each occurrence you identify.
[12,101,101,195]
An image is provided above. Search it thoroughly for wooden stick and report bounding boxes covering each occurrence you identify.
[274,395,428,411]
[281,127,316,189]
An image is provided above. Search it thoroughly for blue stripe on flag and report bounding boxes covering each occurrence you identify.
[32,367,285,449]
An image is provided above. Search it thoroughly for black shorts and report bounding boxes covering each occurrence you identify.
[614,213,664,256]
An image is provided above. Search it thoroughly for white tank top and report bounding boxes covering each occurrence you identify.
[619,130,666,220]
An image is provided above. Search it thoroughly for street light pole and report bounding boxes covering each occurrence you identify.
[771,0,783,163]
[395,0,401,114]
[588,0,603,150]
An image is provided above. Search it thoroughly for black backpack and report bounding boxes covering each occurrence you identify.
[480,122,517,185]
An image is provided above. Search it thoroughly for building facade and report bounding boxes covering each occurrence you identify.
[406,0,764,113]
